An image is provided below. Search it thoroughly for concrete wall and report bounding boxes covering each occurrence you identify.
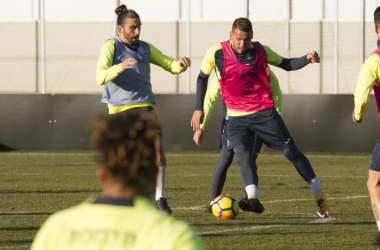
[0,94,377,153]
[0,20,377,95]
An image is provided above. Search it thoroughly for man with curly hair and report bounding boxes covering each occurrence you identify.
[31,113,204,250]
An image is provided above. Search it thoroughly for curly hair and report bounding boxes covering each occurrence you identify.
[90,112,158,190]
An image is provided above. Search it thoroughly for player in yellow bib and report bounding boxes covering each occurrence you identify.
[31,112,204,250]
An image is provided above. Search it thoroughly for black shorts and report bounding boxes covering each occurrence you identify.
[220,118,263,153]
[370,137,380,171]
[226,108,292,150]
[109,106,163,137]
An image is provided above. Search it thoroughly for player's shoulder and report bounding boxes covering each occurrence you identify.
[102,38,116,49]
[206,43,223,54]
[364,51,380,70]
[261,44,275,53]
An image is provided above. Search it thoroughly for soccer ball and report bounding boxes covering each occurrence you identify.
[211,194,239,220]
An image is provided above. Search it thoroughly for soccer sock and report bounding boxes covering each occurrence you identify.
[245,184,259,199]
[307,177,323,195]
[155,166,166,200]
[377,221,380,232]
[210,145,234,201]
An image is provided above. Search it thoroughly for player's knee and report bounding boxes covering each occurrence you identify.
[281,145,296,161]
[367,178,380,194]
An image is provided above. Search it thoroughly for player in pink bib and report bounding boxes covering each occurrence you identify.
[193,18,330,218]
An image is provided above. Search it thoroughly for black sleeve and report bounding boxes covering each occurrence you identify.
[277,54,310,71]
[195,70,210,110]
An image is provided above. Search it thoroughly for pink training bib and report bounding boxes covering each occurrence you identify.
[370,48,380,118]
[218,41,274,112]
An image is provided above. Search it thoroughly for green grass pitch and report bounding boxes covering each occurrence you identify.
[0,150,376,249]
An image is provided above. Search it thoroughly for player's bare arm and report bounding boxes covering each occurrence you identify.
[191,110,205,131]
[193,129,204,146]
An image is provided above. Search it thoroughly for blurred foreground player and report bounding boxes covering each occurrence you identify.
[352,6,380,248]
[31,113,204,250]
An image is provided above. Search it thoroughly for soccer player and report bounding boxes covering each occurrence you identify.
[96,4,191,214]
[31,112,204,250]
[196,69,282,213]
[352,6,380,246]
[192,17,330,218]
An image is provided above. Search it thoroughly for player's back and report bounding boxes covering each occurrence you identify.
[31,196,204,250]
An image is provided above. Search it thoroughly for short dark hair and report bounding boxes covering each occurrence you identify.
[115,4,140,26]
[90,112,158,190]
[375,6,380,26]
[232,18,253,32]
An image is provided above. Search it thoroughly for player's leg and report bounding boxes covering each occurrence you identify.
[252,108,329,218]
[242,134,262,199]
[154,134,172,214]
[367,139,380,245]
[206,119,235,213]
[227,116,264,213]
[206,144,235,213]
[136,107,172,214]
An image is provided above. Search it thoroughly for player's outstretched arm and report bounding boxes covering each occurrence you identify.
[264,45,320,71]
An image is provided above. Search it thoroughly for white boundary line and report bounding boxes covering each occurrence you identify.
[200,217,336,235]
[173,195,369,210]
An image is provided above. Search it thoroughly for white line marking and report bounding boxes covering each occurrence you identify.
[173,195,369,211]
[200,217,336,235]
[264,195,369,204]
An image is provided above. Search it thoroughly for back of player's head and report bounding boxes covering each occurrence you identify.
[374,6,380,27]
[115,4,140,26]
[232,18,253,32]
[90,112,158,191]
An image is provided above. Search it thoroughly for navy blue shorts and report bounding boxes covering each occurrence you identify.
[226,108,292,150]
[370,137,380,172]
[220,118,263,153]
[109,106,163,137]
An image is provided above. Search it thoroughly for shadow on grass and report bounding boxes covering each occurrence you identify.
[0,143,14,152]
[0,212,52,215]
[0,240,32,244]
[0,226,39,231]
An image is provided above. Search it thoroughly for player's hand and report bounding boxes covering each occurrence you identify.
[121,58,138,70]
[352,111,362,123]
[307,51,320,63]
[193,129,204,146]
[191,110,204,131]
[179,57,191,67]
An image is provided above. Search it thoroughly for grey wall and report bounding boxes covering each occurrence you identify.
[0,94,378,152]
